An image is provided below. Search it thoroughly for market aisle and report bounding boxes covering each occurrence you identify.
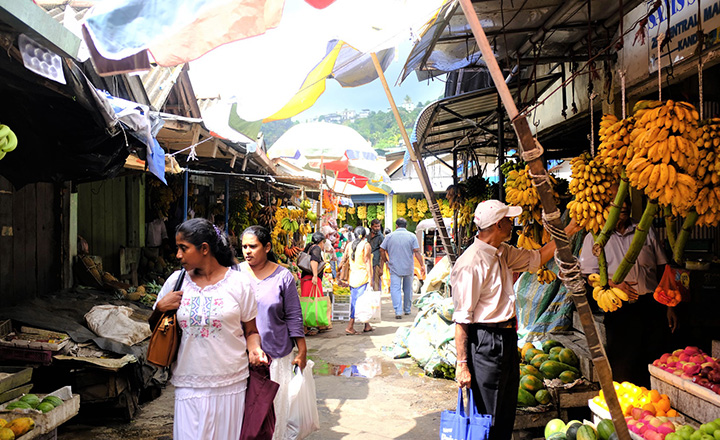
[57,293,457,439]
[305,293,457,439]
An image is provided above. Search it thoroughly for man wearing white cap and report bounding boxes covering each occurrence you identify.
[451,200,579,440]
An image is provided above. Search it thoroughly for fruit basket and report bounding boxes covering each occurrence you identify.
[0,386,80,438]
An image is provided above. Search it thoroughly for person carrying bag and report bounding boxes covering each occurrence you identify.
[439,388,492,440]
[147,268,186,367]
[300,284,330,329]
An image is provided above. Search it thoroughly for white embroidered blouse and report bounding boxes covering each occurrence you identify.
[154,269,258,388]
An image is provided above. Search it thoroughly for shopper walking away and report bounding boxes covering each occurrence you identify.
[380,218,425,319]
[236,225,307,440]
[299,232,326,336]
[452,200,580,440]
[367,219,384,291]
[345,226,373,335]
[152,218,266,440]
[579,198,675,388]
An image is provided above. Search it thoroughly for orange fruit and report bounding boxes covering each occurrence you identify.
[656,398,671,413]
[661,393,669,401]
[667,409,678,417]
[642,403,656,416]
[656,409,666,417]
[649,389,661,403]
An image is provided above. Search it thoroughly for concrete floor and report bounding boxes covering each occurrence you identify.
[57,294,458,439]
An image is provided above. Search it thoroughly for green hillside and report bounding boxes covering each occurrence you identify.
[261,100,429,151]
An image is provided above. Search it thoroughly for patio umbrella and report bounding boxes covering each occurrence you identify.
[266,122,377,162]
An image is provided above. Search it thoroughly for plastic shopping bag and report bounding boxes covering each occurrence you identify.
[653,265,690,307]
[285,359,320,440]
[439,388,491,440]
[300,286,330,327]
[355,289,381,323]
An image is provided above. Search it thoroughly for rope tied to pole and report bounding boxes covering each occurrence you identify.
[521,139,544,162]
[555,252,586,293]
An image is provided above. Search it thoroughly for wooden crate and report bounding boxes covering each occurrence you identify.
[0,391,80,435]
[649,365,720,422]
[713,340,719,359]
[548,382,600,409]
[513,407,559,430]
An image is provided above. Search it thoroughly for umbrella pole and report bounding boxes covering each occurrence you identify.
[370,53,456,263]
[318,160,324,230]
[456,1,629,438]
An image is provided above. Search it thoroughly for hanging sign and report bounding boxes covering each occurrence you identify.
[623,0,720,86]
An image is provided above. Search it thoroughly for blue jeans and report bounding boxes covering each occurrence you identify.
[330,260,337,279]
[390,273,413,315]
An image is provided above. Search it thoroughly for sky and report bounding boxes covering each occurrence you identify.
[290,40,447,122]
[188,0,448,123]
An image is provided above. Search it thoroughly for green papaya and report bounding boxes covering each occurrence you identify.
[520,374,544,393]
[559,370,580,383]
[520,364,544,380]
[540,360,580,379]
[559,348,580,367]
[542,340,563,353]
[524,348,543,364]
[517,388,537,407]
[535,389,551,405]
[531,353,549,368]
[549,433,568,440]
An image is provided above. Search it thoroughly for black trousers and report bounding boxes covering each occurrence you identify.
[467,325,520,440]
[604,294,669,388]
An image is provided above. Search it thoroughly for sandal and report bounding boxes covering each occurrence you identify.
[363,327,374,333]
[345,329,359,335]
[306,328,319,336]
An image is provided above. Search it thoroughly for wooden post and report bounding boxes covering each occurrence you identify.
[457,1,630,438]
[371,53,456,263]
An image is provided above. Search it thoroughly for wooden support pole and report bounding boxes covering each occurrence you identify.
[457,1,630,438]
[371,52,456,263]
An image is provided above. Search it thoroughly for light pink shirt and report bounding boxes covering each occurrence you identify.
[451,238,541,324]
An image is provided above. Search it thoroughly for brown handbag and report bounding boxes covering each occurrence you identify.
[147,269,186,368]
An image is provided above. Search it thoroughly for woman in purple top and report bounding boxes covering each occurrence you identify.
[237,225,306,440]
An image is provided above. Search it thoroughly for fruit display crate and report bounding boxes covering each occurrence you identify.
[0,366,33,404]
[332,295,351,322]
[0,386,80,437]
[588,399,646,440]
[0,326,70,351]
[649,364,720,423]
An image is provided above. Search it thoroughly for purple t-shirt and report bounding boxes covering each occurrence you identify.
[236,264,304,359]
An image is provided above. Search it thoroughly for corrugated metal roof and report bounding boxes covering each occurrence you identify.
[401,0,644,82]
[414,74,560,157]
[138,65,185,111]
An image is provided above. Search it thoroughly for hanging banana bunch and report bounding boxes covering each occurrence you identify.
[588,273,629,312]
[535,266,557,285]
[567,152,617,234]
[597,114,635,172]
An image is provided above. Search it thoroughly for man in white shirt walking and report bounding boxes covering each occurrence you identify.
[380,218,425,319]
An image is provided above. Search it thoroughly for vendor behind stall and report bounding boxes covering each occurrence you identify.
[579,198,677,388]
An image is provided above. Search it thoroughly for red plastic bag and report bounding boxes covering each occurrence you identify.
[653,265,690,307]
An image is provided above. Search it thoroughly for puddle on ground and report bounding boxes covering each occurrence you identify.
[308,356,425,378]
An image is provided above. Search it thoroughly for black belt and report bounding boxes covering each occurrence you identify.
[471,318,517,329]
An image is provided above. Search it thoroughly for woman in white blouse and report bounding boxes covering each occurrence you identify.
[153,218,267,440]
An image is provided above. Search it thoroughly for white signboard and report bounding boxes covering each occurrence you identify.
[623,0,720,86]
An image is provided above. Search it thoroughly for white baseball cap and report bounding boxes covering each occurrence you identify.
[473,200,523,229]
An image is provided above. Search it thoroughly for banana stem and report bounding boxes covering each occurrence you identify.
[665,205,677,250]
[673,210,699,265]
[594,172,629,252]
[611,201,659,284]
[592,232,609,287]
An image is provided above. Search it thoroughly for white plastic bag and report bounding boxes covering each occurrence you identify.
[84,305,151,346]
[355,289,381,323]
[284,359,320,440]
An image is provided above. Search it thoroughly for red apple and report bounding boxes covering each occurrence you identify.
[673,349,684,357]
[683,363,701,375]
[711,383,720,394]
[636,422,648,435]
[632,407,645,420]
[660,353,672,363]
[659,421,676,435]
[684,346,701,355]
[645,429,664,440]
[691,354,706,364]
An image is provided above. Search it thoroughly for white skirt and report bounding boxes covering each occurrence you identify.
[270,352,294,440]
[174,379,247,440]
